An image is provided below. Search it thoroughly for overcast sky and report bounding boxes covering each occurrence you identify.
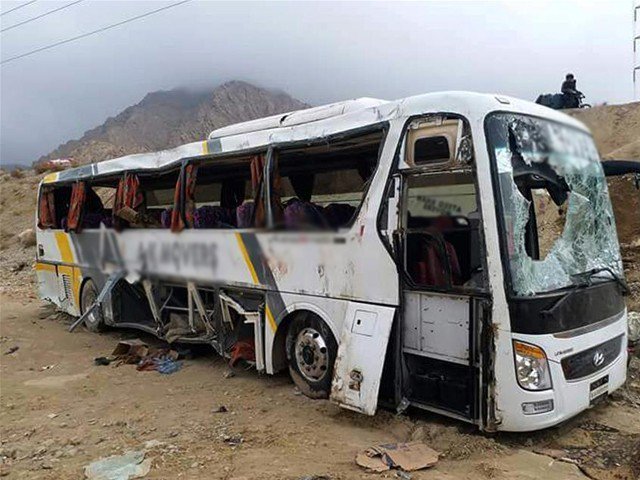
[0,0,636,166]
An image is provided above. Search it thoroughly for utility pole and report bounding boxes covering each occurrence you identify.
[635,0,640,99]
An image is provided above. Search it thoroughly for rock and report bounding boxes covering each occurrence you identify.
[143,439,163,450]
[3,346,19,355]
[17,229,36,247]
[84,450,151,480]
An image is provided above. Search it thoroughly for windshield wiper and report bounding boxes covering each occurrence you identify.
[541,267,629,321]
[571,267,629,295]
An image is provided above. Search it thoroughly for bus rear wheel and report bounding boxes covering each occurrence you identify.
[80,279,105,333]
[286,314,337,399]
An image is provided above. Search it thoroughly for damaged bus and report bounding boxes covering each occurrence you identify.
[35,92,629,431]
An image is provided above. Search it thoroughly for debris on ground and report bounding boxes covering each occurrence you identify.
[112,339,149,364]
[94,356,113,366]
[4,345,19,355]
[212,405,228,413]
[84,450,151,480]
[109,339,182,374]
[222,434,243,446]
[136,350,181,374]
[355,442,439,473]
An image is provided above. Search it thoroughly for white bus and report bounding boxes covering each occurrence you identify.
[35,92,629,432]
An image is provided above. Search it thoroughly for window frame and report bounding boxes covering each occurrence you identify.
[384,112,490,296]
[263,123,389,233]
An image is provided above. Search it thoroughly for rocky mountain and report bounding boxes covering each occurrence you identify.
[38,81,308,165]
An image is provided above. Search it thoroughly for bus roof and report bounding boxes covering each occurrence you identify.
[43,91,590,184]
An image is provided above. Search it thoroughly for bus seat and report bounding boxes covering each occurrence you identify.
[283,199,326,229]
[81,213,113,229]
[161,208,173,229]
[410,234,462,287]
[323,203,356,228]
[194,206,235,229]
[413,244,447,287]
[236,202,255,228]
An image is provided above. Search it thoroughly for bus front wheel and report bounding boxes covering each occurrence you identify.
[286,314,337,399]
[80,279,105,333]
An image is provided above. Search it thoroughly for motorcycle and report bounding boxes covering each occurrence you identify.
[535,91,591,110]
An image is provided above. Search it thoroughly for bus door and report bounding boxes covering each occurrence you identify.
[394,117,488,421]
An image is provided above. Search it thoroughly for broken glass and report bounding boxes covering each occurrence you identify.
[486,113,623,295]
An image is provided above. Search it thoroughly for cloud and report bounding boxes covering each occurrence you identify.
[0,0,634,165]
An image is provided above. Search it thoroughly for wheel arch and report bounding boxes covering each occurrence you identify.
[78,275,94,314]
[270,303,338,373]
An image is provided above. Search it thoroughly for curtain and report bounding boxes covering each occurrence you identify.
[66,182,86,233]
[171,163,198,232]
[37,188,57,229]
[113,173,143,230]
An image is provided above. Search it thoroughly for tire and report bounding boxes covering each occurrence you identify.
[80,279,105,333]
[286,313,338,399]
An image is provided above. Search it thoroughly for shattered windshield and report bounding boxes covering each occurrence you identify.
[485,112,623,296]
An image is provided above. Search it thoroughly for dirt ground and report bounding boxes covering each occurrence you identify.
[0,294,638,480]
[1,102,639,479]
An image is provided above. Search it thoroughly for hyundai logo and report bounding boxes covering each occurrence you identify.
[592,351,605,367]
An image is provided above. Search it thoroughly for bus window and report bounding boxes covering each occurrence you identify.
[275,130,384,230]
[406,118,459,168]
[404,171,483,289]
[78,183,117,229]
[121,169,181,229]
[191,157,254,229]
[38,185,83,230]
[38,185,72,229]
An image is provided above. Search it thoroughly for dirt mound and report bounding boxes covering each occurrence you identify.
[569,102,640,159]
[607,175,640,245]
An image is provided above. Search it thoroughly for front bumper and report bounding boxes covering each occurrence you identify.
[495,313,628,432]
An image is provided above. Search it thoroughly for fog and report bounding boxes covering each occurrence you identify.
[0,0,635,166]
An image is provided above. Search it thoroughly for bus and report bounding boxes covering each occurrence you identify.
[35,92,629,432]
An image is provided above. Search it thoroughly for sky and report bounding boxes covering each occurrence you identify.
[0,0,637,166]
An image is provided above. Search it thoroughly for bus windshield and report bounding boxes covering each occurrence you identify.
[485,112,623,296]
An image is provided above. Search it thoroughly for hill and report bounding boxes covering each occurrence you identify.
[569,102,640,160]
[38,80,308,165]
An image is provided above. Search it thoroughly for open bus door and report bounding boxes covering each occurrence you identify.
[392,116,490,424]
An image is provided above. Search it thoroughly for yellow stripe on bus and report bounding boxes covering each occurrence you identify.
[54,232,74,263]
[53,232,82,306]
[235,233,259,284]
[35,262,56,272]
[202,140,209,155]
[42,172,59,184]
[266,304,277,332]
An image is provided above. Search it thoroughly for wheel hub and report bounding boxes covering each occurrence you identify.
[294,327,329,382]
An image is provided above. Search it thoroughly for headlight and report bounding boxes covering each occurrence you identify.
[514,341,552,391]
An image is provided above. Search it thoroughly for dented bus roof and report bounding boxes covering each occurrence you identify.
[42,91,590,184]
